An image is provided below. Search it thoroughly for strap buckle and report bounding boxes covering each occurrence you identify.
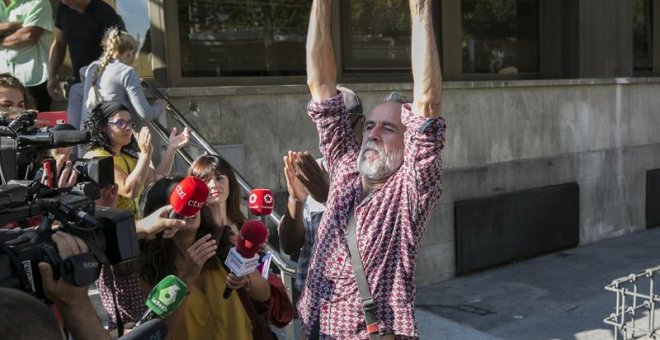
[362,298,379,334]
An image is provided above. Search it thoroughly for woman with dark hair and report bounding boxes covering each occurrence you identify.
[139,175,271,339]
[0,73,35,116]
[83,101,189,216]
[188,154,245,241]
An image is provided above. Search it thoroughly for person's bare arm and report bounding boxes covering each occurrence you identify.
[39,232,111,340]
[136,205,186,239]
[0,26,43,48]
[0,22,20,36]
[410,0,442,118]
[118,127,153,199]
[306,0,336,102]
[48,27,67,99]
[152,127,190,180]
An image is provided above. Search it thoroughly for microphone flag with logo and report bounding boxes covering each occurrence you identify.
[248,188,274,216]
[223,220,269,298]
[135,275,189,327]
[168,176,209,219]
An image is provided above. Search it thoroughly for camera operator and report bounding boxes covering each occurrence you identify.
[38,231,111,340]
[0,231,111,340]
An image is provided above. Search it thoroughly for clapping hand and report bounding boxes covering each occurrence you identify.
[283,151,309,203]
[294,151,329,204]
[168,127,190,150]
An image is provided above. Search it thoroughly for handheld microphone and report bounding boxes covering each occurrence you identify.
[168,176,209,219]
[248,188,274,216]
[223,220,269,298]
[119,319,167,340]
[135,275,189,327]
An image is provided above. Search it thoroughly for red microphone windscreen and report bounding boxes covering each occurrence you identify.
[169,176,209,217]
[248,188,274,216]
[236,220,268,258]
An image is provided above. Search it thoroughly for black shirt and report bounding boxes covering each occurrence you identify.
[55,0,125,83]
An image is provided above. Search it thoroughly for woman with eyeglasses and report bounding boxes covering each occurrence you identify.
[83,101,189,216]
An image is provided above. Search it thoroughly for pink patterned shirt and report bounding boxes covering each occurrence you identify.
[298,93,446,339]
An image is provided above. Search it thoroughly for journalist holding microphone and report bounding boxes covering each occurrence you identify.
[138,171,271,340]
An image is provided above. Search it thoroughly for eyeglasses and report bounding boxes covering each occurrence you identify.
[107,119,136,130]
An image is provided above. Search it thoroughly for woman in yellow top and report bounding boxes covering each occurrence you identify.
[139,175,272,339]
[83,101,189,216]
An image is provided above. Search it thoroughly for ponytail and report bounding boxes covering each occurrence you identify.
[93,27,138,83]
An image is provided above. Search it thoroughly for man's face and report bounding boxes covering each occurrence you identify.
[0,87,25,118]
[357,102,405,181]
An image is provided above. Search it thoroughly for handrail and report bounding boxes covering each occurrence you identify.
[141,81,296,277]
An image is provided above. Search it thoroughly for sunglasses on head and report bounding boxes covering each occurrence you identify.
[107,119,136,130]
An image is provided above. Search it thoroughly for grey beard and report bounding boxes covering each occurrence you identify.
[357,141,404,181]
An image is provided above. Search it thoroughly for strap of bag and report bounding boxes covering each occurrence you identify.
[346,206,380,339]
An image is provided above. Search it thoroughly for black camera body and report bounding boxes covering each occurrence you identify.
[0,111,90,183]
[0,194,140,300]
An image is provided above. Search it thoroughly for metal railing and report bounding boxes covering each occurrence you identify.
[604,265,660,339]
[142,81,297,338]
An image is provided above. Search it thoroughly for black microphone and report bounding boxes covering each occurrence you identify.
[17,130,90,150]
[118,319,167,340]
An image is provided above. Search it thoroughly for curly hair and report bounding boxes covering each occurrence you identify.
[84,101,138,156]
[188,154,247,227]
[93,27,138,82]
[139,176,233,286]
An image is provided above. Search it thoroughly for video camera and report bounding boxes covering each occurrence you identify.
[0,111,90,183]
[0,184,140,300]
[0,112,139,300]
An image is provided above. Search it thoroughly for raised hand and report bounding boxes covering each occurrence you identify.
[179,234,217,284]
[168,127,190,150]
[284,151,309,203]
[294,151,329,204]
[136,126,152,155]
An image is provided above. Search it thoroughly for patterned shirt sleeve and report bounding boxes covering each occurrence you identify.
[400,104,447,240]
[307,93,360,175]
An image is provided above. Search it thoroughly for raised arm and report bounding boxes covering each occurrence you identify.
[306,0,336,101]
[410,0,442,118]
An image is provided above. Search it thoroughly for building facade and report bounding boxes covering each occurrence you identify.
[105,0,660,285]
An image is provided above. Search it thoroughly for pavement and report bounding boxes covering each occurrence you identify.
[414,227,660,340]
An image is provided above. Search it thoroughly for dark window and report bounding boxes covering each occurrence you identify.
[634,0,653,71]
[341,0,411,73]
[461,0,539,74]
[177,0,310,77]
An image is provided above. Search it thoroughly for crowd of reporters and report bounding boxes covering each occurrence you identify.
[0,67,285,338]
